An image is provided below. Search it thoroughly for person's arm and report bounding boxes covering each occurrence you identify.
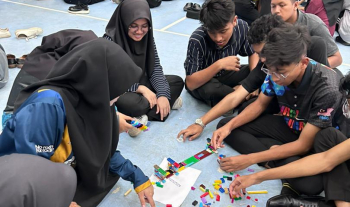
[177,85,250,141]
[185,60,224,91]
[230,137,350,197]
[211,92,272,149]
[109,151,155,207]
[109,151,151,192]
[328,51,343,69]
[184,39,240,91]
[150,40,171,100]
[250,123,320,163]
[310,17,343,68]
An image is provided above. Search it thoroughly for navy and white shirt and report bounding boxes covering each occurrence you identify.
[184,19,254,77]
[261,60,344,134]
[104,35,171,100]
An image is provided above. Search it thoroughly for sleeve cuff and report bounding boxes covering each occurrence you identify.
[134,179,152,194]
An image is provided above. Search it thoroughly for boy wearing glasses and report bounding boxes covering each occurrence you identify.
[211,24,347,198]
[184,0,259,108]
[229,77,350,206]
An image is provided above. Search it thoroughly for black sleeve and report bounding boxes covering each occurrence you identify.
[241,62,266,93]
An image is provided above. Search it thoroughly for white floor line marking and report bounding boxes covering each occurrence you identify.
[159,16,187,31]
[1,0,191,37]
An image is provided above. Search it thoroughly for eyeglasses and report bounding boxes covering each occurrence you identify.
[343,99,350,119]
[261,62,300,80]
[128,24,149,32]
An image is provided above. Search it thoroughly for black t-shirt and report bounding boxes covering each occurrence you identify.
[261,60,344,134]
[241,61,266,93]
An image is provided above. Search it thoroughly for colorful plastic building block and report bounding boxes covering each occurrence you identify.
[208,190,214,199]
[201,197,207,204]
[192,200,198,206]
[200,192,209,198]
[216,195,220,201]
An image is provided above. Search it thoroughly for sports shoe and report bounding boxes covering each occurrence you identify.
[172,97,182,110]
[68,4,89,14]
[15,27,43,41]
[0,28,11,38]
[128,115,148,137]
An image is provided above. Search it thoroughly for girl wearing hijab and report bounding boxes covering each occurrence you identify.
[0,38,155,207]
[104,0,185,137]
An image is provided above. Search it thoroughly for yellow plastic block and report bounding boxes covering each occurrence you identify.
[199,187,206,192]
[214,180,222,184]
[208,190,214,199]
[214,185,220,190]
[178,166,185,172]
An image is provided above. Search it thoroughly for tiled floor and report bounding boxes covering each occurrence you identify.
[0,0,349,206]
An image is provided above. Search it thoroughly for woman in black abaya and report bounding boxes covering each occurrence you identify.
[0,38,155,207]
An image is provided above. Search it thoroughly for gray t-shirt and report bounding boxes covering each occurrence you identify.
[297,10,339,57]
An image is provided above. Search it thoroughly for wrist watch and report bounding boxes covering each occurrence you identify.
[195,118,206,128]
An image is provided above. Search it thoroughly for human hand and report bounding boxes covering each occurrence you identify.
[117,112,133,133]
[156,96,170,121]
[137,185,155,207]
[138,85,157,109]
[245,89,259,100]
[69,202,81,207]
[210,125,231,149]
[229,174,261,198]
[219,56,240,71]
[220,155,252,172]
[177,124,204,141]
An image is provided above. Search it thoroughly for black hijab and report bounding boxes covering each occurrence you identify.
[22,29,98,80]
[14,38,143,207]
[105,0,155,77]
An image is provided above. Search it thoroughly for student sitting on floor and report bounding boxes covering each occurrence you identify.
[184,0,259,108]
[0,38,155,207]
[177,14,330,141]
[229,74,350,207]
[271,0,343,68]
[104,0,184,137]
[211,24,347,201]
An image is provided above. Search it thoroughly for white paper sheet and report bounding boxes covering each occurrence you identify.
[150,157,201,207]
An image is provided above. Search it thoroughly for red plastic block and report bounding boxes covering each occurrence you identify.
[216,195,220,201]
[200,192,209,198]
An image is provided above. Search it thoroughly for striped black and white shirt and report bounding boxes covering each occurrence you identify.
[184,19,254,77]
[104,35,171,100]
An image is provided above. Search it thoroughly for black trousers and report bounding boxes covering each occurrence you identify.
[313,128,350,202]
[186,65,250,107]
[116,75,184,121]
[217,114,325,195]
